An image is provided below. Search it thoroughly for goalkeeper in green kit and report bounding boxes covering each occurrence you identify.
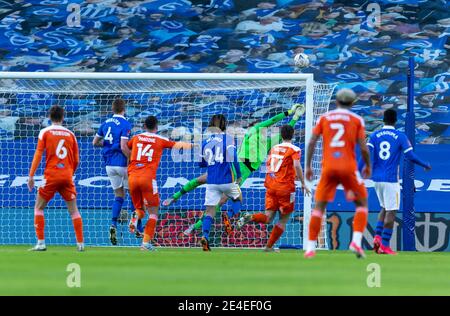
[163,103,305,236]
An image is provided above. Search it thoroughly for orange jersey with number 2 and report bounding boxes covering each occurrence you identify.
[313,108,367,202]
[313,108,366,172]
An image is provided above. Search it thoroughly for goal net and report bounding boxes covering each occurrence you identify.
[0,72,336,249]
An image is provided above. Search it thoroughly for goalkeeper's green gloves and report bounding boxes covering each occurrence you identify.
[293,104,306,120]
[288,103,304,116]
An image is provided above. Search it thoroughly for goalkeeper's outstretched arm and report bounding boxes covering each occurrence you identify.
[253,103,304,130]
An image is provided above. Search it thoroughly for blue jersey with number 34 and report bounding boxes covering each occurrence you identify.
[367,126,412,183]
[96,114,131,167]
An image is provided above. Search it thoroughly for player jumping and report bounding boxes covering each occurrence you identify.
[163,104,305,236]
[93,98,143,245]
[28,105,84,252]
[199,114,242,251]
[237,125,310,252]
[359,109,431,255]
[304,88,372,259]
[127,116,195,251]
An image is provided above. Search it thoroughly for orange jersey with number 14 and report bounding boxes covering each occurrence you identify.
[127,132,176,179]
[313,108,366,172]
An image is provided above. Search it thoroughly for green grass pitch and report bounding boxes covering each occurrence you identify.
[1,246,449,296]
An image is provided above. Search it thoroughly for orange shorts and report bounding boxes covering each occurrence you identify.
[39,177,77,202]
[265,189,295,215]
[315,169,368,202]
[128,175,159,210]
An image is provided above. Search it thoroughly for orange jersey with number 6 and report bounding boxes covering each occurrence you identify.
[35,125,79,179]
[313,108,366,172]
[265,143,301,193]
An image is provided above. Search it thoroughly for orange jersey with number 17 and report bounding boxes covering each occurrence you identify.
[313,108,366,172]
[265,143,301,193]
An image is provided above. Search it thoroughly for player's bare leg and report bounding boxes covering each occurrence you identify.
[304,201,327,259]
[237,210,276,230]
[348,198,369,259]
[29,194,48,251]
[378,209,398,255]
[373,208,386,253]
[141,206,158,252]
[66,199,85,252]
[264,213,290,252]
[163,174,207,206]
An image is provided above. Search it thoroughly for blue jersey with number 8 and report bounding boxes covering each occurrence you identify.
[367,126,412,183]
[96,114,131,167]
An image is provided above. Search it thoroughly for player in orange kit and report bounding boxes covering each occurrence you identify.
[127,116,195,251]
[304,88,371,259]
[237,125,310,252]
[27,105,84,252]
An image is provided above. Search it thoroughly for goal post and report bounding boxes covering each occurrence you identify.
[0,72,336,249]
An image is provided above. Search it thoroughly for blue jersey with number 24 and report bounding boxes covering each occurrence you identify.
[96,114,131,167]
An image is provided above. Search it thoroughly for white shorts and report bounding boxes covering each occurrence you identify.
[374,182,400,211]
[205,183,241,206]
[106,166,128,190]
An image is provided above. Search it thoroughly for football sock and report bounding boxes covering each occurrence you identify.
[111,196,124,227]
[252,213,269,224]
[228,200,241,218]
[71,211,84,243]
[173,178,200,200]
[193,213,206,231]
[352,207,368,247]
[34,208,45,241]
[202,214,214,240]
[381,228,393,247]
[267,224,284,248]
[137,218,144,234]
[375,220,384,237]
[143,214,158,243]
[307,209,323,251]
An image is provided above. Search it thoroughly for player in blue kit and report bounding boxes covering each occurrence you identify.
[199,114,242,251]
[93,98,142,245]
[360,109,431,255]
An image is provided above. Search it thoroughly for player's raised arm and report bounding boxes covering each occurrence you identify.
[401,134,432,171]
[254,103,303,130]
[172,141,197,150]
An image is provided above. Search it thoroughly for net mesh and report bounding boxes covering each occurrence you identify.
[0,76,336,249]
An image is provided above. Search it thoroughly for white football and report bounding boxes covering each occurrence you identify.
[294,53,310,68]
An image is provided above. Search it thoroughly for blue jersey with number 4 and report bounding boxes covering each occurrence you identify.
[367,126,412,183]
[199,133,241,185]
[97,115,131,167]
